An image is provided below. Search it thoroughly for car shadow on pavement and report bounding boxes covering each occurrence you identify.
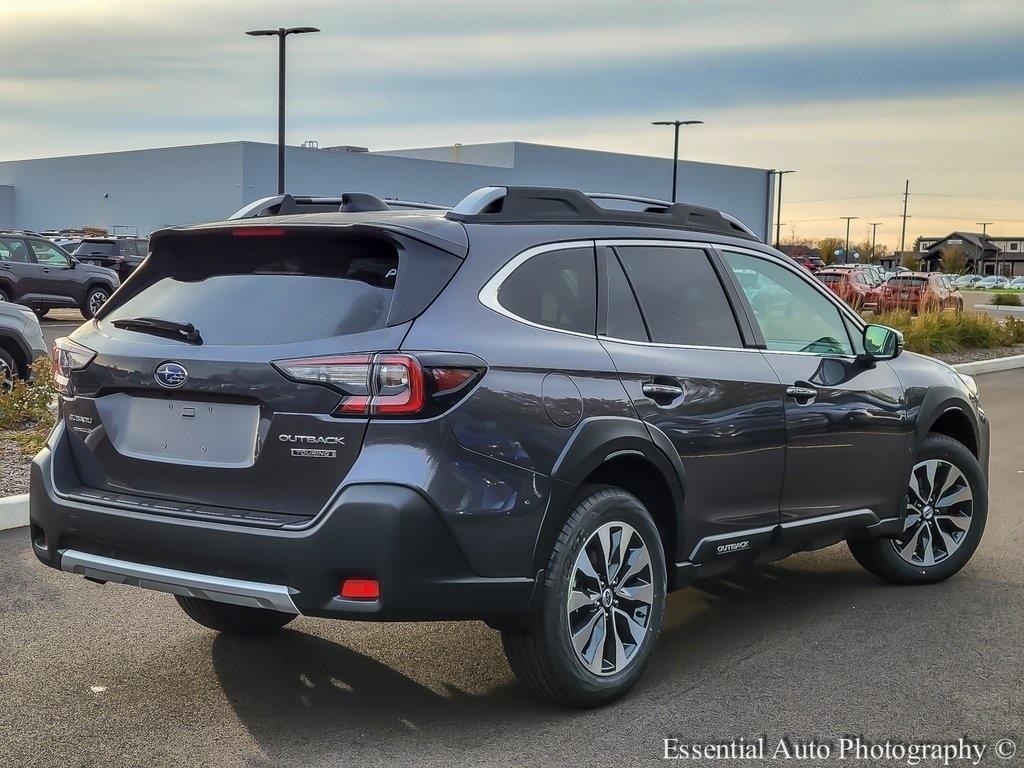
[211,559,888,764]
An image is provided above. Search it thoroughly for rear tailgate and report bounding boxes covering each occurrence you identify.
[59,224,462,525]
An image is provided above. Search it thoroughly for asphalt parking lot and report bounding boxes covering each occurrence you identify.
[2,370,1022,767]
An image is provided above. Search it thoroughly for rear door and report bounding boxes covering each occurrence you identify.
[61,226,461,524]
[28,239,80,303]
[718,248,909,527]
[596,241,786,566]
[0,237,40,302]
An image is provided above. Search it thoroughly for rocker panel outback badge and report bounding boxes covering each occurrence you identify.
[31,185,990,709]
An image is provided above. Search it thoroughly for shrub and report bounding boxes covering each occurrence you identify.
[991,292,1022,306]
[870,310,1018,355]
[0,357,57,455]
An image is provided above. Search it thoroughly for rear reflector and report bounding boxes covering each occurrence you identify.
[429,367,477,393]
[340,578,380,600]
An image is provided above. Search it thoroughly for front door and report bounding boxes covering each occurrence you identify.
[596,243,787,568]
[29,239,80,304]
[718,248,910,527]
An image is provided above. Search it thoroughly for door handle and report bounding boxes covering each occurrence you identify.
[41,267,50,273]
[785,385,818,402]
[642,382,684,398]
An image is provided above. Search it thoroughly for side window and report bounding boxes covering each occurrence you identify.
[30,241,71,267]
[722,250,854,356]
[615,245,742,347]
[496,246,596,334]
[601,248,648,342]
[136,239,150,256]
[0,238,31,263]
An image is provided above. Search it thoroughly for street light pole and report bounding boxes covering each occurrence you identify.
[840,216,859,263]
[246,26,320,194]
[774,170,795,249]
[652,119,703,203]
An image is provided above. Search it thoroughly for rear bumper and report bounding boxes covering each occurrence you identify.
[30,428,535,622]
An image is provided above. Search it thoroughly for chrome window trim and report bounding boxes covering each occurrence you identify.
[479,237,865,360]
[478,239,600,339]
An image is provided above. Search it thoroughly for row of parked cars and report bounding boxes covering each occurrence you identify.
[0,230,148,320]
[952,274,1024,290]
[812,263,965,314]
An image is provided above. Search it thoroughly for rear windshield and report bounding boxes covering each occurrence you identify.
[818,273,844,284]
[888,276,927,286]
[101,234,399,345]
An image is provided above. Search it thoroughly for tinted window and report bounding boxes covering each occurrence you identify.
[890,276,927,286]
[602,250,648,342]
[104,234,401,346]
[0,238,31,263]
[723,250,853,356]
[30,240,71,267]
[74,240,116,256]
[497,247,596,335]
[615,246,741,347]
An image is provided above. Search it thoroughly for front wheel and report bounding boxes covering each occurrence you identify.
[80,286,110,319]
[848,434,987,585]
[502,485,666,707]
[0,348,16,392]
[174,595,296,635]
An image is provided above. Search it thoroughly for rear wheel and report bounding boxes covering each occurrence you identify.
[174,595,296,635]
[848,434,986,584]
[501,485,666,707]
[80,286,110,319]
[0,287,9,303]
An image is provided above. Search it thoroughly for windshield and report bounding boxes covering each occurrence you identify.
[102,234,399,345]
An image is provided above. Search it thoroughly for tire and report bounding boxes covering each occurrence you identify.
[0,347,16,392]
[32,308,49,319]
[80,285,110,319]
[501,485,667,707]
[0,287,9,303]
[174,595,296,635]
[848,434,987,585]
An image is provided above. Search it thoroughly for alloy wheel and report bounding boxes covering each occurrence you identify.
[566,521,654,676]
[88,290,108,316]
[892,459,974,566]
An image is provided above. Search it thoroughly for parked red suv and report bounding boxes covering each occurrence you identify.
[876,273,964,314]
[816,269,873,310]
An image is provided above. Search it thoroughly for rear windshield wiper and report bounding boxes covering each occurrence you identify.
[111,317,203,345]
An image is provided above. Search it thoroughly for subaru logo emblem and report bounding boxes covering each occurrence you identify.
[154,362,188,389]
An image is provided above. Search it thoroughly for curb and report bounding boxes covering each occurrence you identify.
[0,494,28,532]
[954,354,1024,375]
[973,304,1024,314]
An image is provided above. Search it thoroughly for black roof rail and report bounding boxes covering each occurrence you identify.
[445,186,758,240]
[227,193,449,220]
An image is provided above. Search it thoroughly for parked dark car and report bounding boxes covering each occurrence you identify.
[0,299,47,389]
[32,187,989,707]
[72,237,149,281]
[0,233,120,319]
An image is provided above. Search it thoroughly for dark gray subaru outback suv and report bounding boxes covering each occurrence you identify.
[30,187,989,707]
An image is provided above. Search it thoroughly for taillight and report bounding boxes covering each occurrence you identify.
[274,353,480,417]
[52,337,95,395]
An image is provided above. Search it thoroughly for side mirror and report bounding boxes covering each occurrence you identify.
[68,258,77,269]
[862,324,903,362]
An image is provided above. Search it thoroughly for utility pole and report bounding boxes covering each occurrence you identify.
[651,119,703,202]
[774,170,795,249]
[899,179,910,254]
[840,216,859,263]
[869,222,882,262]
[976,222,993,235]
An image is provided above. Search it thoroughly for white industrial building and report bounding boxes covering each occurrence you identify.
[0,140,776,240]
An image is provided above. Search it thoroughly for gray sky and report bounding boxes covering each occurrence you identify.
[2,0,1023,246]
